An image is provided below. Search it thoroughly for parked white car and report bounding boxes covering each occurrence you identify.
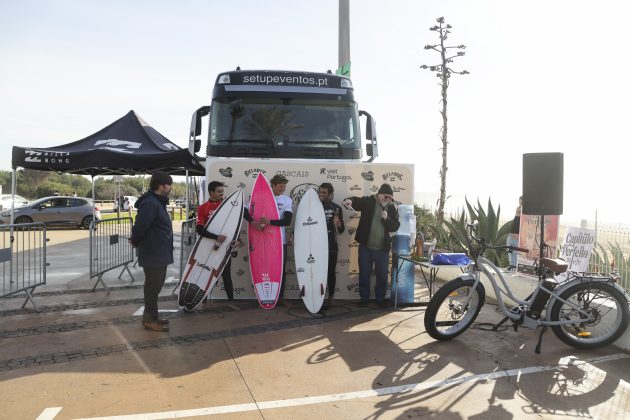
[0,194,29,211]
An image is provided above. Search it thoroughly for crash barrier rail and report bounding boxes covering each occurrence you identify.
[174,218,198,294]
[89,217,135,292]
[0,222,48,310]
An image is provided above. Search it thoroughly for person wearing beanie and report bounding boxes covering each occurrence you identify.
[343,183,400,308]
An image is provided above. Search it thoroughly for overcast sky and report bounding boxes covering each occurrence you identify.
[1,0,628,224]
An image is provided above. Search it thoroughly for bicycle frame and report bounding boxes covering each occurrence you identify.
[460,256,599,329]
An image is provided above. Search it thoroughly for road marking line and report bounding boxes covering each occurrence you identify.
[65,353,628,420]
[36,407,63,420]
[132,306,179,316]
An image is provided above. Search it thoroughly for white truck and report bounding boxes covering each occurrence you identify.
[188,69,414,300]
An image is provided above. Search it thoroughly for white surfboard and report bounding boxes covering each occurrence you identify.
[178,189,244,311]
[293,188,328,313]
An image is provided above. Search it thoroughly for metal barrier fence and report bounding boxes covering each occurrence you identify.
[174,218,197,293]
[0,222,48,310]
[584,221,630,290]
[90,217,135,292]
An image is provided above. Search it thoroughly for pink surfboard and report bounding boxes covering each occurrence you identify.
[248,172,283,309]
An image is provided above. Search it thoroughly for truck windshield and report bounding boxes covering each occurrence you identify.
[209,98,360,150]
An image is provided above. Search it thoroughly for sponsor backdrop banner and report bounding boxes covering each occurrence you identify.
[517,214,560,275]
[204,159,414,300]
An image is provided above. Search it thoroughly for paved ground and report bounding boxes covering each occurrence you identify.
[1,228,629,419]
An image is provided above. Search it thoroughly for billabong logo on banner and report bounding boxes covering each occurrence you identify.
[346,282,359,292]
[244,168,266,178]
[219,167,233,177]
[382,171,404,182]
[361,171,374,181]
[350,185,361,192]
[92,139,142,153]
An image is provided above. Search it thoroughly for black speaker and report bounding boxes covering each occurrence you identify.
[522,153,563,215]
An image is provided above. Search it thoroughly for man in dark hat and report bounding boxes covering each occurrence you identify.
[130,171,174,332]
[343,184,400,308]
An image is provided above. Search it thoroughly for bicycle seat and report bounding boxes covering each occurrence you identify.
[540,257,568,274]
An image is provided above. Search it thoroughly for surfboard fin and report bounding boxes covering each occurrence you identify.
[300,285,305,298]
[320,283,325,296]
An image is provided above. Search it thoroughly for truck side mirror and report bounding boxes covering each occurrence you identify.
[189,106,211,155]
[359,110,378,162]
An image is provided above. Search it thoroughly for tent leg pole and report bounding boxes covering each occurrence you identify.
[185,170,189,220]
[11,168,16,222]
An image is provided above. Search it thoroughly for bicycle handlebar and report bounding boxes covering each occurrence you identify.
[465,223,529,255]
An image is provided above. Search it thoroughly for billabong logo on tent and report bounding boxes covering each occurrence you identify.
[219,167,233,178]
[370,185,379,193]
[307,254,316,264]
[25,150,70,164]
[244,168,266,178]
[382,171,404,182]
[350,184,361,191]
[361,171,374,181]
[162,143,179,151]
[92,139,142,153]
[302,216,318,226]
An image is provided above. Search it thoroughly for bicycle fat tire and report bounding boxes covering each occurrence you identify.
[550,281,629,350]
[424,277,486,341]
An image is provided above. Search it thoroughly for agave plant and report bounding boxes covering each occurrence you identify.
[432,198,512,265]
[590,242,630,290]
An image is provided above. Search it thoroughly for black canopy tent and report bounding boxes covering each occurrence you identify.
[9,110,204,220]
[12,110,203,176]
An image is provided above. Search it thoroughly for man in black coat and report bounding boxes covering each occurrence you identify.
[343,184,400,308]
[318,182,345,309]
[130,171,174,332]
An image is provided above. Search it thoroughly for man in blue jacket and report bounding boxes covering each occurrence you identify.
[130,171,174,332]
[343,184,400,308]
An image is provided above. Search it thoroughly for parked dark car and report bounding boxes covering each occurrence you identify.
[0,196,101,229]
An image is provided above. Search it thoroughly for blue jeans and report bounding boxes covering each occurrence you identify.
[506,236,519,267]
[358,244,389,302]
